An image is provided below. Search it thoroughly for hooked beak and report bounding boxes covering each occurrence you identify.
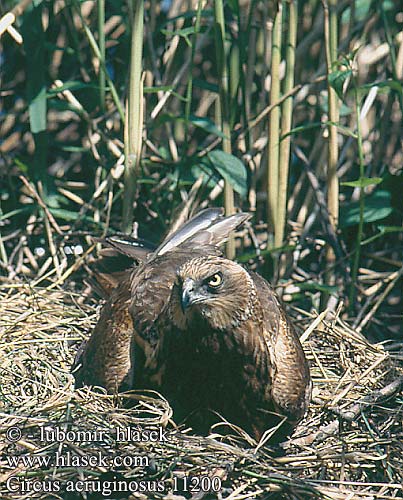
[181,278,202,312]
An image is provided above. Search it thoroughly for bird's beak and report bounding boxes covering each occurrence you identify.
[181,278,198,312]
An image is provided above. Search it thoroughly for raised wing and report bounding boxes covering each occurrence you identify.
[184,212,251,248]
[91,209,249,264]
[93,234,156,261]
[155,208,223,255]
[156,208,251,256]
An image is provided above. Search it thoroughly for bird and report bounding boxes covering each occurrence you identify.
[73,208,311,441]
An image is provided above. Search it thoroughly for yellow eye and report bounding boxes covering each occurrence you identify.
[207,272,223,288]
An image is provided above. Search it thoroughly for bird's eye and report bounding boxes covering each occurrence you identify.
[206,272,223,289]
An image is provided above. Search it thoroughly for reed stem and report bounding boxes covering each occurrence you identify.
[323,0,339,295]
[324,0,339,230]
[122,0,144,232]
[276,0,297,248]
[267,2,283,234]
[184,0,203,145]
[214,0,235,258]
[349,85,365,308]
[98,0,105,111]
[74,0,124,120]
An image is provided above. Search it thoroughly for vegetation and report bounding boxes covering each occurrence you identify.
[1,283,402,498]
[1,0,402,340]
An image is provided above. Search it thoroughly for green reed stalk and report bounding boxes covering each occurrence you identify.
[238,1,253,153]
[122,0,144,232]
[276,0,297,248]
[349,85,365,307]
[98,0,105,111]
[184,0,203,145]
[74,0,124,120]
[381,4,403,114]
[324,0,339,230]
[214,0,235,258]
[323,0,339,293]
[229,43,240,127]
[267,1,283,234]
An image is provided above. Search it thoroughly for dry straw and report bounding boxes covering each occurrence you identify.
[1,279,402,499]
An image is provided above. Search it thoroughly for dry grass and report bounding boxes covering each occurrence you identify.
[0,280,402,500]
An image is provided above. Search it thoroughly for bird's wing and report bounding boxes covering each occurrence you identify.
[156,208,251,255]
[155,208,223,255]
[185,212,251,247]
[93,234,156,261]
[88,209,250,294]
[84,236,156,297]
[73,275,137,393]
[250,272,311,422]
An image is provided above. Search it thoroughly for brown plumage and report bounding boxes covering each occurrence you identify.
[73,209,311,440]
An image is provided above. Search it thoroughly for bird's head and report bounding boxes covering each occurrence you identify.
[175,256,257,330]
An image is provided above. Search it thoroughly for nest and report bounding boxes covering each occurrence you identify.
[0,281,402,500]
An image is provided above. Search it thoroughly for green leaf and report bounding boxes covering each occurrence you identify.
[340,190,392,227]
[190,164,219,188]
[47,81,98,96]
[29,86,47,134]
[162,27,196,37]
[341,0,372,23]
[137,178,158,185]
[329,69,353,99]
[377,225,403,234]
[361,225,403,246]
[171,91,188,102]
[193,78,219,93]
[60,145,90,153]
[226,0,239,16]
[44,42,75,55]
[151,114,226,138]
[281,122,322,140]
[282,120,357,141]
[14,158,29,174]
[331,123,357,139]
[359,79,403,96]
[237,244,296,263]
[150,113,175,127]
[23,2,47,135]
[143,85,174,93]
[206,150,248,197]
[159,10,213,28]
[320,93,352,116]
[161,27,196,46]
[341,177,383,188]
[49,208,103,225]
[381,0,395,11]
[188,115,226,138]
[0,207,33,222]
[297,282,339,294]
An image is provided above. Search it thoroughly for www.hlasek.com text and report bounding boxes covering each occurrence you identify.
[7,451,149,469]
